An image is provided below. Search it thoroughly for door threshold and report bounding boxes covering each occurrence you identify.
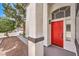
[52,45,63,49]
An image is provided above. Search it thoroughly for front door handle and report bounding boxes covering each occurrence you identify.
[61,33,63,39]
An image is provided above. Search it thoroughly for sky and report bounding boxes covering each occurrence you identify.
[0,3,15,17]
[0,3,5,17]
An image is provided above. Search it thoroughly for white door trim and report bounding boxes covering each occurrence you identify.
[51,18,64,22]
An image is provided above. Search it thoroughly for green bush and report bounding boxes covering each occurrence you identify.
[0,19,16,36]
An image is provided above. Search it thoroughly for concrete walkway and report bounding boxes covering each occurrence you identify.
[0,36,28,56]
[44,45,76,56]
[17,35,28,45]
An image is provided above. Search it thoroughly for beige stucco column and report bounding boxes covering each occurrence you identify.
[43,3,51,46]
[27,3,44,56]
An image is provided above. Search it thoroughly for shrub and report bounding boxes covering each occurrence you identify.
[0,19,16,36]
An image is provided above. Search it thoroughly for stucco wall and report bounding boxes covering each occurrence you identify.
[27,4,36,38]
[25,5,30,37]
[27,4,44,56]
[76,11,79,44]
[35,41,44,56]
[36,4,43,38]
[25,20,29,37]
[27,3,43,38]
[43,4,51,46]
[28,40,35,56]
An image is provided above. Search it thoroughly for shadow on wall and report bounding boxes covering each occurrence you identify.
[75,39,79,56]
[75,3,79,56]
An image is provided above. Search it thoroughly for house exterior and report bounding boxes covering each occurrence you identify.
[25,3,79,56]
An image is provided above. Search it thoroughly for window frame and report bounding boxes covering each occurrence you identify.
[66,24,71,32]
[52,6,70,20]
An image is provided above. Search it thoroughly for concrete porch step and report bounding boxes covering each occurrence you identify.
[44,45,76,56]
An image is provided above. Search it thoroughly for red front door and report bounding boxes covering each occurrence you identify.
[51,20,63,47]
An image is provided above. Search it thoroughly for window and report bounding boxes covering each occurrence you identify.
[65,6,70,17]
[52,6,70,20]
[52,9,59,19]
[55,11,64,19]
[66,24,71,31]
[60,6,67,11]
[52,14,54,20]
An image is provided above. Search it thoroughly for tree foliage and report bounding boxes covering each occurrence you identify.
[2,3,27,36]
[0,19,16,36]
[2,3,26,27]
